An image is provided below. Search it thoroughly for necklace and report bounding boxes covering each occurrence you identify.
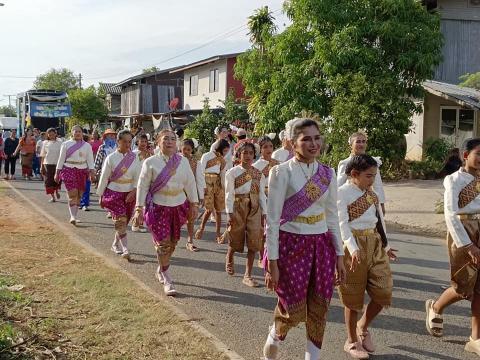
[298,161,315,181]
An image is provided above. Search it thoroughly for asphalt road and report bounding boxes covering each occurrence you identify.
[6,177,478,360]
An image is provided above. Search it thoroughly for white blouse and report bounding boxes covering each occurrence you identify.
[56,140,94,170]
[266,158,343,260]
[253,158,275,184]
[225,165,267,216]
[210,140,233,170]
[337,155,386,203]
[136,153,198,208]
[444,168,480,248]
[189,158,206,201]
[338,182,388,254]
[200,150,227,188]
[97,151,141,196]
[272,148,292,163]
[40,139,63,165]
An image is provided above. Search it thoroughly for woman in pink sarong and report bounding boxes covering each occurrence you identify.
[133,129,199,296]
[263,118,346,360]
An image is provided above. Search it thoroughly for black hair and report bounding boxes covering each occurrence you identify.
[237,134,247,140]
[462,138,480,153]
[258,135,273,148]
[214,139,230,154]
[291,119,320,142]
[138,134,148,141]
[345,154,378,176]
[227,134,234,142]
[46,127,56,133]
[182,138,196,154]
[235,141,256,158]
[175,128,184,138]
[117,129,133,141]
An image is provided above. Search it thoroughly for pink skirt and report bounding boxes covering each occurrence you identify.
[60,167,89,192]
[101,188,135,221]
[145,201,189,246]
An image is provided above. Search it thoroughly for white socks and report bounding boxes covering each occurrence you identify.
[162,269,172,285]
[68,204,78,219]
[305,340,321,360]
[118,235,128,253]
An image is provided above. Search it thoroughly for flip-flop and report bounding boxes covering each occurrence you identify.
[186,242,199,252]
[194,229,203,240]
[225,259,234,276]
[425,299,443,337]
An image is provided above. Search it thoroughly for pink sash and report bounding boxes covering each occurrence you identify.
[146,153,182,211]
[109,151,136,183]
[280,163,332,225]
[65,140,85,160]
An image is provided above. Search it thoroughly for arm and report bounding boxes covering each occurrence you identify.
[444,176,473,248]
[56,142,67,171]
[337,160,348,187]
[224,169,235,216]
[374,168,386,204]
[86,144,95,170]
[266,165,288,260]
[96,155,112,197]
[196,160,205,200]
[13,139,22,156]
[325,169,344,256]
[183,160,199,203]
[135,160,152,208]
[259,174,267,215]
[94,147,105,172]
[337,189,358,254]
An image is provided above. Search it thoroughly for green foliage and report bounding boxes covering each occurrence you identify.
[408,159,442,179]
[68,86,109,126]
[142,66,160,74]
[219,89,249,126]
[459,72,480,90]
[0,105,16,117]
[0,323,15,350]
[33,68,79,92]
[236,0,443,164]
[248,6,277,51]
[424,137,453,162]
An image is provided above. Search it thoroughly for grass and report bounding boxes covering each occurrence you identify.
[0,187,228,359]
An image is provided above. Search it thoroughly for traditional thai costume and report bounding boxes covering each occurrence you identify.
[253,157,280,196]
[337,182,392,312]
[265,158,343,351]
[56,140,94,224]
[200,150,226,213]
[19,136,36,177]
[97,150,141,259]
[40,139,63,196]
[272,147,293,163]
[131,149,153,232]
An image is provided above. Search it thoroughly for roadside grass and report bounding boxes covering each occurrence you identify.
[0,190,228,359]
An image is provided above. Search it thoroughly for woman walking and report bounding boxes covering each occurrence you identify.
[40,128,63,202]
[13,128,36,180]
[3,129,19,180]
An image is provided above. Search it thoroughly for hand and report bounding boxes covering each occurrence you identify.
[387,248,398,261]
[335,256,346,286]
[125,189,136,203]
[99,197,104,208]
[133,208,144,226]
[349,250,361,272]
[41,166,46,176]
[54,172,60,183]
[89,170,96,183]
[467,245,480,266]
[227,213,234,228]
[189,204,198,220]
[265,260,279,291]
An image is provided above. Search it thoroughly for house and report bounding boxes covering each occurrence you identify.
[169,53,245,110]
[428,0,480,84]
[405,80,480,160]
[99,82,121,117]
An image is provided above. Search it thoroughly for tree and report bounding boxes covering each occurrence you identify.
[248,6,277,53]
[142,66,160,74]
[33,68,79,92]
[235,1,443,164]
[459,72,480,90]
[0,105,16,117]
[219,89,249,127]
[68,86,108,126]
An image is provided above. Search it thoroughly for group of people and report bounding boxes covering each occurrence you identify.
[6,118,480,360]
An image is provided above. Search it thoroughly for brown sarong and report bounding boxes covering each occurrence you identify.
[338,230,393,311]
[44,164,61,194]
[204,174,225,212]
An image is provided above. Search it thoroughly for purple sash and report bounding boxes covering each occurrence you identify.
[287,151,294,160]
[145,153,182,211]
[65,140,85,160]
[109,151,136,183]
[280,163,332,225]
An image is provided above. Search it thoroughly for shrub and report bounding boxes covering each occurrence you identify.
[424,137,453,162]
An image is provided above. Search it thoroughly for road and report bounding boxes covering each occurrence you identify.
[5,178,478,360]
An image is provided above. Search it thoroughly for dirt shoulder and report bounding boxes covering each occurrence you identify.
[0,186,228,359]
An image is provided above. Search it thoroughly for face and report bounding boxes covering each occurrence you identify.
[47,131,56,140]
[239,147,255,165]
[464,145,480,171]
[351,166,377,190]
[93,132,99,140]
[219,129,228,140]
[158,131,177,155]
[11,129,16,137]
[283,138,292,151]
[292,125,322,161]
[222,146,230,157]
[351,135,367,155]
[261,141,274,158]
[118,134,133,152]
[181,144,193,157]
[26,129,33,136]
[72,127,83,141]
[33,129,40,136]
[138,138,148,151]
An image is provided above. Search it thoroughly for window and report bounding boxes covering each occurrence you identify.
[209,69,219,93]
[189,75,198,96]
[440,107,476,147]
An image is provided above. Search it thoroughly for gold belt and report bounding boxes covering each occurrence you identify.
[205,173,219,178]
[234,193,251,201]
[351,228,376,236]
[293,213,325,225]
[459,214,480,220]
[65,160,86,165]
[112,178,134,184]
[159,188,184,197]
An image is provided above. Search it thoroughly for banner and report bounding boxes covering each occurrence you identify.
[30,102,71,118]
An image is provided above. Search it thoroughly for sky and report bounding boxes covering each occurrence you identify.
[0,0,289,105]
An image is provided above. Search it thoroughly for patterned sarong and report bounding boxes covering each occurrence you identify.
[60,167,89,192]
[101,188,135,221]
[145,201,189,246]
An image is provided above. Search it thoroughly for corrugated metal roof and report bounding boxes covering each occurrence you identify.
[115,65,185,87]
[99,82,121,95]
[169,52,243,74]
[423,80,480,110]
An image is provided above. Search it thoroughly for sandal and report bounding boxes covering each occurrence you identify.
[425,299,443,337]
[194,229,203,240]
[186,242,199,252]
[216,235,225,244]
[225,258,234,276]
[242,276,258,287]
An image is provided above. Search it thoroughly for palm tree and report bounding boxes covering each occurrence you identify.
[247,6,277,53]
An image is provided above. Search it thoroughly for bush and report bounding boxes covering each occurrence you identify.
[408,159,443,179]
[424,137,453,162]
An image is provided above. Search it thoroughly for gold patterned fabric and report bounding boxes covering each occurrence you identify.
[338,231,393,311]
[262,159,279,178]
[206,153,226,171]
[204,174,224,212]
[448,218,480,299]
[348,190,379,222]
[458,177,480,209]
[137,150,151,162]
[234,167,262,194]
[187,156,197,179]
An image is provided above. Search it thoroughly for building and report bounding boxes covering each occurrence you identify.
[170,53,245,110]
[99,82,121,117]
[405,80,480,160]
[429,0,480,84]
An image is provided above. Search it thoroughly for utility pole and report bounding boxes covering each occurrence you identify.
[3,94,15,107]
[78,73,82,89]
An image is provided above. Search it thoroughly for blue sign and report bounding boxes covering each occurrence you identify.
[30,102,71,118]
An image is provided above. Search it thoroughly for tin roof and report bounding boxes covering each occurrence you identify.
[423,80,480,110]
[169,53,243,74]
[99,82,121,95]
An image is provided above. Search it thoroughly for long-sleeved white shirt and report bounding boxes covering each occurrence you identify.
[225,165,267,215]
[210,140,233,170]
[136,153,198,207]
[185,156,206,201]
[337,155,386,203]
[253,158,277,185]
[96,151,141,196]
[56,140,94,170]
[444,168,480,248]
[266,158,344,260]
[40,139,63,165]
[272,147,292,163]
[337,182,388,254]
[200,150,227,187]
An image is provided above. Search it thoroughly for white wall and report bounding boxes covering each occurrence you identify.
[183,59,228,110]
[405,102,425,161]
